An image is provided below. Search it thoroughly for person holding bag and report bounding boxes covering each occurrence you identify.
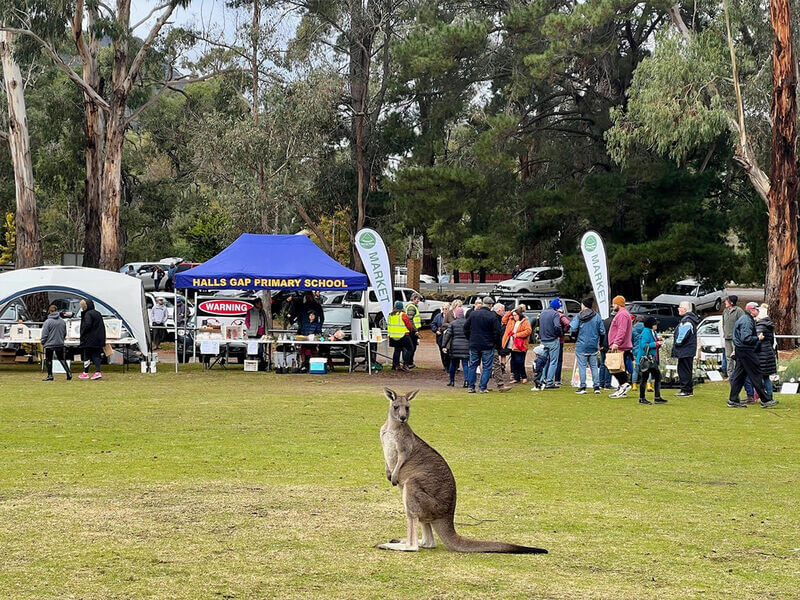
[636,316,665,404]
[502,306,532,384]
[607,295,633,398]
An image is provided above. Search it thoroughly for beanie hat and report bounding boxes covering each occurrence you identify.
[728,294,738,305]
[394,301,404,310]
[582,297,594,309]
[550,298,562,309]
[612,295,626,307]
[643,316,658,329]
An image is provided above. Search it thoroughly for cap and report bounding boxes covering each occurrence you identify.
[482,296,494,305]
[745,301,759,310]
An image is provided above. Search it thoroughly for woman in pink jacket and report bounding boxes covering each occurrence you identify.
[607,295,634,398]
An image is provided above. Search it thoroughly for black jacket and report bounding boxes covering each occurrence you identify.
[442,317,470,359]
[464,307,503,352]
[671,311,700,359]
[756,317,777,375]
[80,299,106,349]
[732,313,759,350]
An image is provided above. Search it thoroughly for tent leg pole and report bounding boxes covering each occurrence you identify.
[192,290,197,364]
[174,289,179,373]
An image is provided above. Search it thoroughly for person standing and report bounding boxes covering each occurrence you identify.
[722,295,745,377]
[607,296,633,398]
[406,293,423,367]
[569,297,605,395]
[756,305,777,400]
[671,300,700,397]
[442,306,471,387]
[630,316,645,390]
[534,299,563,390]
[431,302,451,371]
[387,301,415,372]
[598,314,614,389]
[152,265,165,292]
[554,305,571,385]
[636,316,665,404]
[511,264,522,278]
[490,303,511,393]
[78,299,105,380]
[728,302,777,408]
[503,306,532,384]
[165,262,177,292]
[40,305,72,381]
[150,297,169,350]
[245,298,269,338]
[464,296,502,394]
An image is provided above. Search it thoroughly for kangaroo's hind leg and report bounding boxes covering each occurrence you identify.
[377,515,419,552]
[420,522,436,549]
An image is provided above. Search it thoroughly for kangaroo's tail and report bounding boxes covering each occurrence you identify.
[432,517,547,554]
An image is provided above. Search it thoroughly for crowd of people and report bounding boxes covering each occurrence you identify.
[407,292,780,408]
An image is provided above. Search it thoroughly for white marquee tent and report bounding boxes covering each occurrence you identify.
[0,266,150,352]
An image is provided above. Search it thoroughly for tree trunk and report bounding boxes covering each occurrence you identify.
[0,31,42,269]
[74,0,104,268]
[422,233,435,275]
[766,0,800,346]
[99,100,125,271]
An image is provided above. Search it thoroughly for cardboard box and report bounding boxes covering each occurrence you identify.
[244,360,259,372]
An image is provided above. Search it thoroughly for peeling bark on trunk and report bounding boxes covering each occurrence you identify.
[1,31,42,269]
[99,98,125,271]
[766,0,800,345]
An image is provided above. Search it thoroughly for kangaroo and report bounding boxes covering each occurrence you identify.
[378,388,547,554]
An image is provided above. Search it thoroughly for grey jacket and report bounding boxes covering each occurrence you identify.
[40,312,67,349]
[722,305,745,340]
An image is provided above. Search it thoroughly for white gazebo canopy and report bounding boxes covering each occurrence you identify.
[0,266,150,352]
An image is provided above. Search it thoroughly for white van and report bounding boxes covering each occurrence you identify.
[342,287,443,327]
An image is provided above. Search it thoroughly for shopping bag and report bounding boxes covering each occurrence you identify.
[605,351,625,373]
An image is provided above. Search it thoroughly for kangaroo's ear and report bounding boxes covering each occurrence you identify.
[406,389,420,402]
[384,388,397,402]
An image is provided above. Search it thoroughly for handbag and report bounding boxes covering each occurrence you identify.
[513,336,526,351]
[638,353,656,372]
[605,350,625,373]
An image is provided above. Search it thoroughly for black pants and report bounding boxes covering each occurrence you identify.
[152,325,165,348]
[45,346,71,377]
[677,356,694,393]
[82,348,102,373]
[510,350,528,381]
[729,348,770,403]
[638,366,661,399]
[390,336,413,368]
[439,347,450,370]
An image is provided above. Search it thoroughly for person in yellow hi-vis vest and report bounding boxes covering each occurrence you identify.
[388,301,415,371]
[406,293,423,368]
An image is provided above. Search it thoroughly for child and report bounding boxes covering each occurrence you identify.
[636,316,665,404]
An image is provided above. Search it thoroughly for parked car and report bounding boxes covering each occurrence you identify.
[119,261,171,291]
[342,287,443,327]
[0,299,31,323]
[145,292,195,331]
[653,279,725,312]
[493,266,564,294]
[697,315,724,362]
[627,302,681,332]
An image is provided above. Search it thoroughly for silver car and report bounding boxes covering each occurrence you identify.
[493,267,564,294]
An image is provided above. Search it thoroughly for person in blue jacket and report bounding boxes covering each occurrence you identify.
[630,316,644,389]
[636,316,665,405]
[569,297,605,394]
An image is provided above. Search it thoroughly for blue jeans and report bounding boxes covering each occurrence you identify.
[575,352,600,389]
[542,339,561,386]
[599,350,612,387]
[468,349,495,391]
[449,357,470,384]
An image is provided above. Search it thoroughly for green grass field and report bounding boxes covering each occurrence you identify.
[1,365,799,599]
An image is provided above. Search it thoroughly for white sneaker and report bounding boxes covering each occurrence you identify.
[609,385,629,399]
[575,388,587,395]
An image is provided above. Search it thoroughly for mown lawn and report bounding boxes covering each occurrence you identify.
[1,365,798,599]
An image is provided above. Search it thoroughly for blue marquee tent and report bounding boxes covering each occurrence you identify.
[174,234,368,291]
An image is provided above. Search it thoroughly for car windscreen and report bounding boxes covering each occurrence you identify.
[323,307,352,324]
[698,322,720,337]
[668,284,698,296]
[515,271,536,281]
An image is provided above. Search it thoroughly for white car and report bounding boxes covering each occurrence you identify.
[342,287,443,327]
[493,266,564,294]
[696,315,724,362]
[653,279,725,313]
[145,292,195,330]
